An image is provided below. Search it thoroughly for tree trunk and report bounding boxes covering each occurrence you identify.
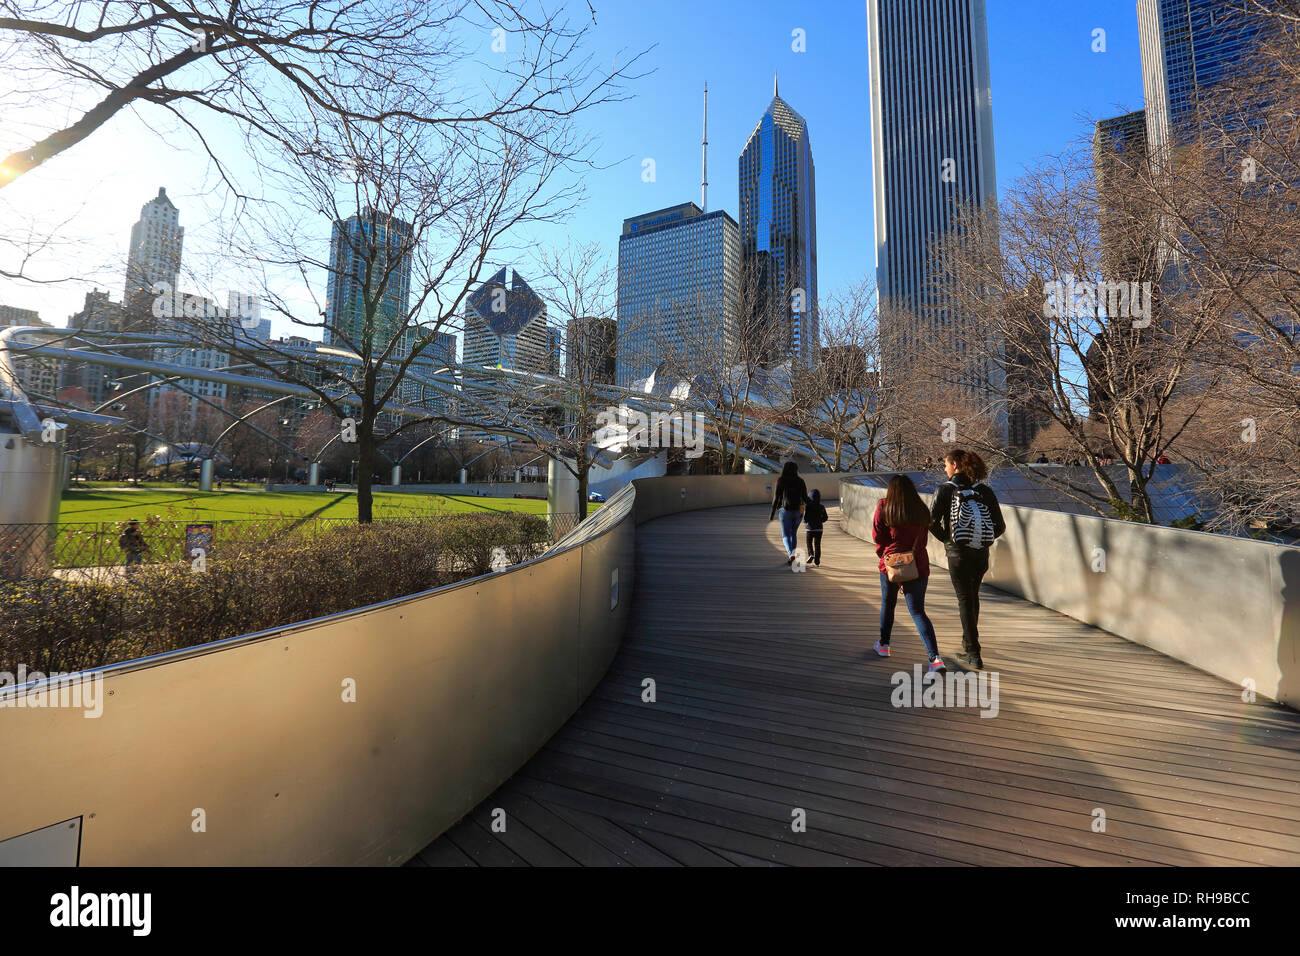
[577,457,589,521]
[356,414,375,524]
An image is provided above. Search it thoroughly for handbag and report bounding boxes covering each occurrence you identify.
[884,548,919,583]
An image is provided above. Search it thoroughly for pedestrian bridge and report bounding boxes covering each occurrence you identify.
[1,475,1298,866]
[412,502,1300,866]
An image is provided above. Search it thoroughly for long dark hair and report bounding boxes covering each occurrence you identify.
[882,474,929,527]
[779,461,799,485]
[944,448,988,482]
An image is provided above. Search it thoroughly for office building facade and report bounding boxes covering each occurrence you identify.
[124,188,184,321]
[324,210,414,356]
[616,202,740,388]
[1138,0,1266,152]
[566,316,617,386]
[867,0,1001,416]
[738,80,818,366]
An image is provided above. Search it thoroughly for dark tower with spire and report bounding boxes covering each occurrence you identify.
[737,76,818,367]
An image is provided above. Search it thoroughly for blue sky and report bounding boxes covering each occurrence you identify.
[0,0,1149,331]
[551,0,1147,303]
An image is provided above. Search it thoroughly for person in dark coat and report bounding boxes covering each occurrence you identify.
[768,461,809,566]
[930,449,1006,670]
[803,488,829,567]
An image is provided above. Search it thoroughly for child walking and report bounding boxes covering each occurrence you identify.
[803,489,828,567]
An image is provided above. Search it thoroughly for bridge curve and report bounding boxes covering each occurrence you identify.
[414,502,1300,866]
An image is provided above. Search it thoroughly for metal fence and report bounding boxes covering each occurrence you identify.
[0,513,583,581]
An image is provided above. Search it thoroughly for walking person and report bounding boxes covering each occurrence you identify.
[872,475,945,672]
[118,519,149,575]
[768,461,808,566]
[804,488,828,567]
[930,449,1005,670]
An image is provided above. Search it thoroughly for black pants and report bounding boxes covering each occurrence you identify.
[805,529,822,563]
[946,546,989,655]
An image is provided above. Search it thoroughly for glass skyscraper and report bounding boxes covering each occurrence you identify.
[324,209,413,356]
[616,202,740,388]
[1138,0,1266,151]
[738,79,818,366]
[866,0,998,380]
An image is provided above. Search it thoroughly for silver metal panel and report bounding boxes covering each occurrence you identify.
[0,551,584,865]
[0,473,862,866]
[0,817,81,867]
[840,479,1300,708]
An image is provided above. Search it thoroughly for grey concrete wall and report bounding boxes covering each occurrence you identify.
[840,480,1300,708]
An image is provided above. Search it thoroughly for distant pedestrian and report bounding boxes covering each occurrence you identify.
[930,449,1005,670]
[768,461,808,566]
[804,488,829,567]
[118,519,148,574]
[872,475,944,672]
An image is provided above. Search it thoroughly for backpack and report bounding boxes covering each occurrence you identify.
[948,483,996,550]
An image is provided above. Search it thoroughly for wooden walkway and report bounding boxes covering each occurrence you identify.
[411,504,1300,866]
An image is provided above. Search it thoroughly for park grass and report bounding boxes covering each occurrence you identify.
[58,487,564,523]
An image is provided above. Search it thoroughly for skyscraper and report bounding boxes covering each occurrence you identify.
[616,201,740,388]
[546,325,564,377]
[866,0,998,388]
[323,209,413,355]
[738,77,818,366]
[462,267,549,375]
[460,267,549,437]
[1094,109,1152,276]
[124,187,184,317]
[1138,0,1266,152]
[566,316,617,386]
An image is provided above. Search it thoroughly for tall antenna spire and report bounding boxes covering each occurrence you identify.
[701,82,709,212]
[774,70,778,97]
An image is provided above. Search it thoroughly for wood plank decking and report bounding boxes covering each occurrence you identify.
[411,504,1300,866]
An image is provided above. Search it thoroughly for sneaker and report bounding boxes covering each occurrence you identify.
[929,656,947,674]
[814,558,820,566]
[873,641,890,657]
[952,651,984,670]
[786,553,795,566]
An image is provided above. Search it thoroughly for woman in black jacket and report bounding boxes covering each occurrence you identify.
[769,461,809,566]
[930,449,1005,670]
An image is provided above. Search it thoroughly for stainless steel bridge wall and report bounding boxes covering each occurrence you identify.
[632,473,853,525]
[0,497,635,865]
[0,474,852,866]
[840,480,1300,708]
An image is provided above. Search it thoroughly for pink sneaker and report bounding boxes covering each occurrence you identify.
[873,641,890,657]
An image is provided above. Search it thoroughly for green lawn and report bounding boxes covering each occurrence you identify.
[58,487,565,523]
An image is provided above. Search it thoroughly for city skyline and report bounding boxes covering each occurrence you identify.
[0,0,1151,340]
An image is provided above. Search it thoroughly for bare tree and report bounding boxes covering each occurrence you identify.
[0,1,640,186]
[128,9,646,522]
[786,279,892,471]
[920,144,1222,522]
[1142,1,1300,533]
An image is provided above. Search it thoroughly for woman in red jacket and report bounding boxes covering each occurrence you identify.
[872,474,944,673]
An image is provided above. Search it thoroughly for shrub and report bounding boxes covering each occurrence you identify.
[0,513,550,675]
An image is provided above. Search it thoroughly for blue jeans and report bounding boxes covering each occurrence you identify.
[879,573,940,661]
[778,508,802,555]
